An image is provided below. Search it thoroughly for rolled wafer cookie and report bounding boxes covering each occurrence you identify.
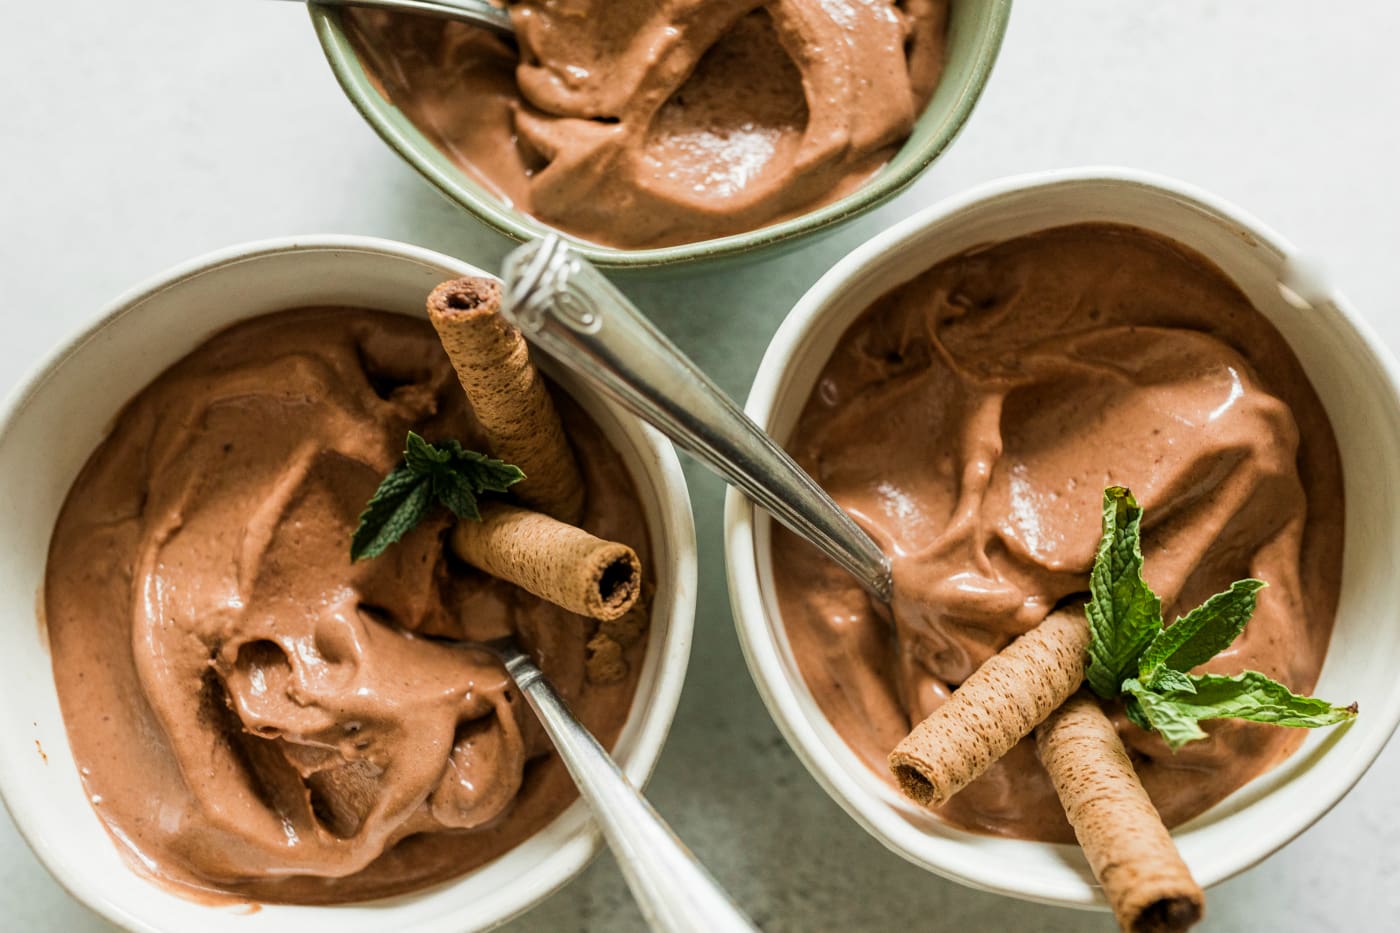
[1036,691,1204,933]
[451,502,641,621]
[888,605,1090,807]
[428,276,585,523]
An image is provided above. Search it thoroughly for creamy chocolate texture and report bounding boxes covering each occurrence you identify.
[772,224,1344,841]
[45,308,650,902]
[343,1,948,248]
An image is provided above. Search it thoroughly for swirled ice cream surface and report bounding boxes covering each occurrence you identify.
[45,308,649,902]
[772,224,1345,840]
[345,0,948,247]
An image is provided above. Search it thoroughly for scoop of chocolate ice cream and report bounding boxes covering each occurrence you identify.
[345,0,949,247]
[772,224,1345,841]
[45,308,650,902]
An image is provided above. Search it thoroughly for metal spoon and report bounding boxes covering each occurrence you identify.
[502,236,893,602]
[275,0,515,36]
[495,640,756,933]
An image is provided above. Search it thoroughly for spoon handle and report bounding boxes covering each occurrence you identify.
[501,236,892,602]
[287,0,516,36]
[499,645,756,933]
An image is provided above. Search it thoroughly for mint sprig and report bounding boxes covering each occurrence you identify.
[350,432,524,562]
[1085,486,1356,750]
[1084,488,1161,698]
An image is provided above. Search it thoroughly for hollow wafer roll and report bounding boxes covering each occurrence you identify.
[428,276,585,523]
[451,502,640,621]
[888,606,1090,807]
[1036,691,1204,933]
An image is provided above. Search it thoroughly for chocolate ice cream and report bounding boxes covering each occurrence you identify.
[343,0,949,248]
[44,308,650,902]
[771,224,1345,841]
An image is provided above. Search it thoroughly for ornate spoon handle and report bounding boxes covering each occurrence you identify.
[501,236,892,601]
[498,643,756,933]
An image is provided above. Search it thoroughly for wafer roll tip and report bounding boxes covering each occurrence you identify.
[1036,691,1204,933]
[887,606,1090,809]
[451,504,641,621]
[888,752,941,806]
[573,540,642,621]
[428,276,503,317]
[1130,895,1203,933]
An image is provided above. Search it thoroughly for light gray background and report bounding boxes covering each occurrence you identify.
[3,2,1397,930]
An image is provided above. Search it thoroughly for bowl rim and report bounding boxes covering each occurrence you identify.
[723,165,1400,908]
[0,234,698,933]
[308,1,1013,270]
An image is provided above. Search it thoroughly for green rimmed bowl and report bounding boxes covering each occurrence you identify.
[311,1,1012,271]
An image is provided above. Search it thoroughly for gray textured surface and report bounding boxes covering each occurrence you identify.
[2,2,1398,931]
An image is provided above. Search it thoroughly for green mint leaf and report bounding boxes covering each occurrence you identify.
[1139,578,1266,678]
[1123,694,1154,732]
[405,430,451,474]
[1147,666,1196,695]
[1085,487,1163,698]
[1177,672,1358,728]
[442,442,526,494]
[1123,671,1356,751]
[433,469,482,522]
[350,467,433,561]
[1123,678,1208,750]
[1085,485,1357,750]
[351,434,525,561]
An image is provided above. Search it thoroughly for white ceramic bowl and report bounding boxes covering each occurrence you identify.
[0,237,697,933]
[725,168,1400,909]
